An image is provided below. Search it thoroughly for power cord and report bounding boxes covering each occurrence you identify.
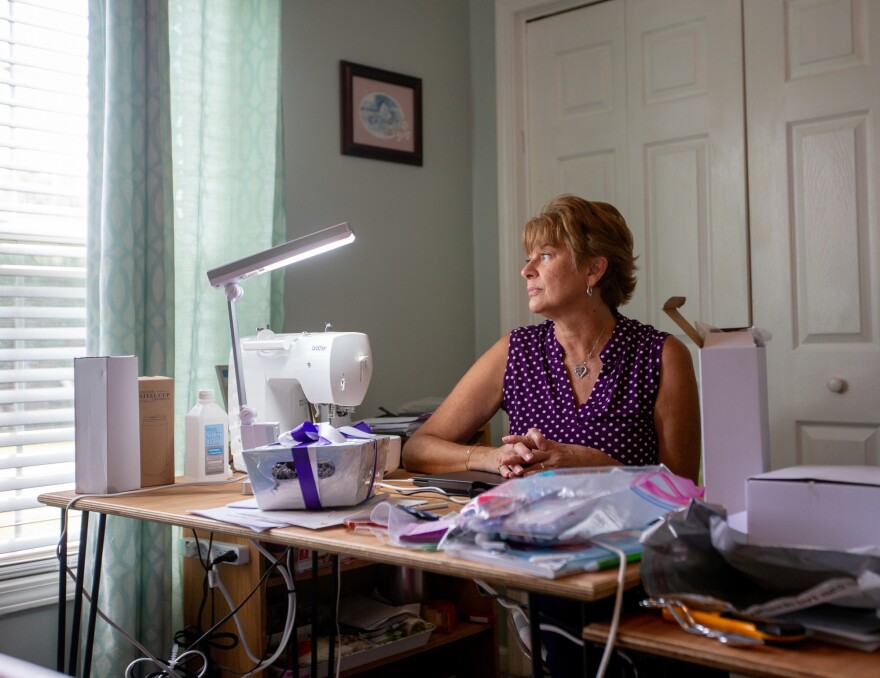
[56,494,292,678]
[475,534,631,678]
[173,531,241,673]
[186,539,296,678]
[589,538,628,678]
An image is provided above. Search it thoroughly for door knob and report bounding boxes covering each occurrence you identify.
[827,377,847,394]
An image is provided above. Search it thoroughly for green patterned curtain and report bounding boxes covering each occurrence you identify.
[84,0,284,675]
[86,1,177,674]
[170,0,286,437]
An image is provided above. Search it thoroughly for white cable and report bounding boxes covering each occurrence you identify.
[480,537,629,678]
[214,572,263,664]
[58,570,199,678]
[234,539,297,678]
[590,538,628,678]
[539,622,584,646]
[58,535,200,677]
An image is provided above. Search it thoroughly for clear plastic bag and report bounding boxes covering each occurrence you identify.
[452,465,703,546]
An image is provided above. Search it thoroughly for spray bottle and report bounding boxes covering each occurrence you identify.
[184,389,231,482]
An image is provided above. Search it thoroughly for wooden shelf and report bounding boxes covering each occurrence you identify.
[334,622,494,677]
[583,611,880,678]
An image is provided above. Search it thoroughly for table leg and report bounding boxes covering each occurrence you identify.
[311,550,319,676]
[581,602,590,676]
[67,511,90,676]
[81,513,106,678]
[56,508,67,673]
[327,555,339,674]
[527,591,542,678]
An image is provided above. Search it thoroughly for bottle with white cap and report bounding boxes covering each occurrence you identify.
[184,389,231,482]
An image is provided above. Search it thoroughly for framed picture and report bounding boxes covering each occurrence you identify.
[340,60,423,166]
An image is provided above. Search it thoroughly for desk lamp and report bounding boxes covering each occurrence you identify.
[206,222,355,450]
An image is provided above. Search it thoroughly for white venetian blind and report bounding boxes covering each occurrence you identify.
[0,0,87,565]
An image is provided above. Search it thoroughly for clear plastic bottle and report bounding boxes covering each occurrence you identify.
[184,389,231,482]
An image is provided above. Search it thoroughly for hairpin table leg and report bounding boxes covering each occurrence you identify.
[311,550,319,676]
[67,510,91,676]
[81,513,106,678]
[327,555,339,673]
[527,591,542,678]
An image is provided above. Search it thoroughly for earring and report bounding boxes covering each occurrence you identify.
[587,285,593,297]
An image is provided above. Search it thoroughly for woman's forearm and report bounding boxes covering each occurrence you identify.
[403,433,500,475]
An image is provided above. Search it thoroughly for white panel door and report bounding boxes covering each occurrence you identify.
[624,0,748,330]
[524,0,749,334]
[746,0,880,468]
[524,0,628,327]
[526,0,627,208]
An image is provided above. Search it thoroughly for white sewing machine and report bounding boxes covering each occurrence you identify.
[227,329,373,470]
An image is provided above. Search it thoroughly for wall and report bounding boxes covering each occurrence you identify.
[0,596,70,671]
[280,0,497,420]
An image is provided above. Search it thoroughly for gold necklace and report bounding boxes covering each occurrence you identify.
[573,330,605,379]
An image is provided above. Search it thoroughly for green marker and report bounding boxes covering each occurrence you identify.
[582,550,642,572]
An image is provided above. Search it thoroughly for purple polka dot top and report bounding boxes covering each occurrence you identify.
[502,313,667,466]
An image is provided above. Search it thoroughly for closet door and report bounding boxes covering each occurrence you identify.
[523,0,749,333]
[623,0,748,330]
[746,0,880,468]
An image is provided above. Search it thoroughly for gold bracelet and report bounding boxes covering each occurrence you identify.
[464,446,475,471]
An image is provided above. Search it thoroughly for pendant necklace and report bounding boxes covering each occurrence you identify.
[573,330,605,379]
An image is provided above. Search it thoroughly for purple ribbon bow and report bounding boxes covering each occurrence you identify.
[283,421,377,510]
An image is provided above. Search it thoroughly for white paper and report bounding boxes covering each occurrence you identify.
[189,494,429,532]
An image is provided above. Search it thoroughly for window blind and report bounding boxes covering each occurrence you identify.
[0,0,87,566]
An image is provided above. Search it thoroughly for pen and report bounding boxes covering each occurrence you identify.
[582,550,642,572]
[415,501,448,511]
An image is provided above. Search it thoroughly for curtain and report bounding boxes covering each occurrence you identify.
[85,0,284,675]
[170,0,286,435]
[86,1,177,675]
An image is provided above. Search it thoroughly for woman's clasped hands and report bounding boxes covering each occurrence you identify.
[497,427,616,478]
[499,428,559,478]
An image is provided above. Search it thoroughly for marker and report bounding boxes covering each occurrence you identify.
[582,550,642,572]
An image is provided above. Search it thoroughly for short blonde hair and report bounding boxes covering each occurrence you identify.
[523,194,637,308]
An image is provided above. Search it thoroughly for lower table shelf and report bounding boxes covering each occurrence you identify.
[290,622,492,678]
[583,611,880,678]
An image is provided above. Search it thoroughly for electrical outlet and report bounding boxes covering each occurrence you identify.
[182,538,249,565]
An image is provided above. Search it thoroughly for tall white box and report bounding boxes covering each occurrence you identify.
[699,330,770,513]
[74,356,141,494]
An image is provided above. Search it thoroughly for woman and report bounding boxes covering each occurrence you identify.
[404,194,700,483]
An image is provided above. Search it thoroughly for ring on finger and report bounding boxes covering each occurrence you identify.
[540,462,545,470]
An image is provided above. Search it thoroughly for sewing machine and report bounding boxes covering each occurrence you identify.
[227,329,373,470]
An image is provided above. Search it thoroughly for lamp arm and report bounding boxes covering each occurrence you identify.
[224,283,255,426]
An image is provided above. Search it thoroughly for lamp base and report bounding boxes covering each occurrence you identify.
[241,421,280,452]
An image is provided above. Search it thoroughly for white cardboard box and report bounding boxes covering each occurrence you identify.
[698,329,770,514]
[74,356,141,494]
[747,465,880,550]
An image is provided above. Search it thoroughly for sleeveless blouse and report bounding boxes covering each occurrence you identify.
[501,313,667,466]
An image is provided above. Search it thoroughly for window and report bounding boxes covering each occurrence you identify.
[0,0,88,576]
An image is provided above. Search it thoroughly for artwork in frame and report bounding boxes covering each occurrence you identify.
[340,60,423,166]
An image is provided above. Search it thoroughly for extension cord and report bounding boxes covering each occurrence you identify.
[512,608,531,652]
[181,538,249,565]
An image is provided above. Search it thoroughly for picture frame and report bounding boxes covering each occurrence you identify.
[340,60,423,166]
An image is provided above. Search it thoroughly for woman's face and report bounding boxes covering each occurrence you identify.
[521,244,589,316]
